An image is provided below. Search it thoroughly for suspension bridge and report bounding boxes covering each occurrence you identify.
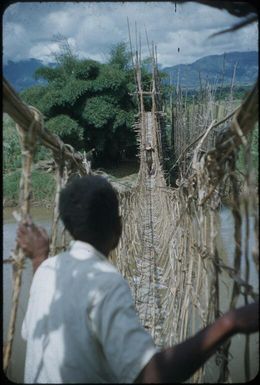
[3,42,259,382]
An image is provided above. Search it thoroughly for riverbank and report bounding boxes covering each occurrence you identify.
[3,161,139,208]
[3,169,56,208]
[4,158,257,209]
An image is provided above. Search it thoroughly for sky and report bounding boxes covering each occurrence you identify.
[2,1,259,68]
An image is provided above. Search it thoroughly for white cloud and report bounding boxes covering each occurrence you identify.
[28,42,60,64]
[3,2,258,67]
[3,21,29,61]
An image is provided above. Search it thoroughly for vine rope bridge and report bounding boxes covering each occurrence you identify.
[3,44,259,383]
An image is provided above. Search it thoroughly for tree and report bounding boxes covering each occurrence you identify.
[108,42,131,70]
[20,38,139,164]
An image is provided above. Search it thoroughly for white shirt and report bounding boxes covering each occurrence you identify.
[22,241,158,383]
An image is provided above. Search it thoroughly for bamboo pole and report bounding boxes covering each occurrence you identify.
[3,121,37,373]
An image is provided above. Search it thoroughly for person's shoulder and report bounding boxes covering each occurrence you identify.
[91,258,129,291]
[29,255,60,293]
[95,258,119,273]
[94,259,124,283]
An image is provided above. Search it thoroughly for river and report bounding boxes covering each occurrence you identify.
[3,206,259,382]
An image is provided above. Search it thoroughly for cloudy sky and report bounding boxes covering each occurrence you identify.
[3,1,258,68]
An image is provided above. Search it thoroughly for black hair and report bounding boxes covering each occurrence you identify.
[59,175,120,245]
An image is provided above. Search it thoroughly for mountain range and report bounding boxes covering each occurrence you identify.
[3,51,258,92]
[163,51,258,89]
[3,58,55,92]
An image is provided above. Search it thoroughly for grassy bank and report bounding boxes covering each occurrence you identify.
[3,113,140,207]
[3,170,56,207]
[3,161,140,208]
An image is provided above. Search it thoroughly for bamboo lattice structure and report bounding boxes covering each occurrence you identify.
[112,44,259,383]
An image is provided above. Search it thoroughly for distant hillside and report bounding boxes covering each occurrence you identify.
[3,51,258,92]
[3,58,55,92]
[162,51,258,89]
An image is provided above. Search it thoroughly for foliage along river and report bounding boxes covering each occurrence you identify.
[3,206,259,383]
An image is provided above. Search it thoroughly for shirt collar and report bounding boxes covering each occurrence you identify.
[68,240,107,262]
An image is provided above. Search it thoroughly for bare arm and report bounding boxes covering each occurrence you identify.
[136,302,259,383]
[16,217,49,274]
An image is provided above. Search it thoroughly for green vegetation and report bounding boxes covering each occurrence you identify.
[3,115,21,171]
[163,84,253,105]
[3,38,258,207]
[3,40,156,207]
[4,170,56,207]
[20,39,167,164]
[3,171,21,204]
[20,41,141,163]
[214,85,253,101]
[3,114,51,172]
[3,114,56,207]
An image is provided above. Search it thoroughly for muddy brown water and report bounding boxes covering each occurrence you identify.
[3,207,259,382]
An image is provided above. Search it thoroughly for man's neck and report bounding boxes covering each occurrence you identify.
[95,244,110,258]
[75,238,110,258]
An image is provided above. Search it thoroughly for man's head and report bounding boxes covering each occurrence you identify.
[59,175,122,255]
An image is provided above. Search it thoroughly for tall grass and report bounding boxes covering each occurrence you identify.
[3,113,51,173]
[3,114,21,172]
[3,113,56,206]
[3,170,56,207]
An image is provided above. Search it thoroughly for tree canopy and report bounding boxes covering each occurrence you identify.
[20,39,167,164]
[21,41,141,164]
